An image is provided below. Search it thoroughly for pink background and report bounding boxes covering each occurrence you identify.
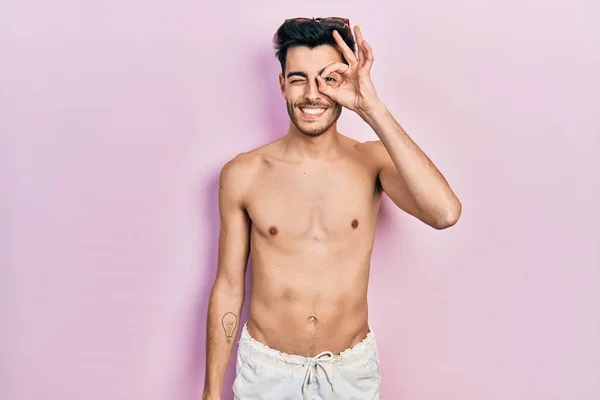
[2,0,599,399]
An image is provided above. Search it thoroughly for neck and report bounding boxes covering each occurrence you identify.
[282,122,342,160]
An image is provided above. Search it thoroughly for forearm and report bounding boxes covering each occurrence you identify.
[203,284,244,398]
[360,101,461,222]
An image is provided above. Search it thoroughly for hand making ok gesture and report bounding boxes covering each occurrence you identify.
[317,25,382,115]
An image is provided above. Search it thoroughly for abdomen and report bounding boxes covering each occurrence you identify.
[246,248,372,357]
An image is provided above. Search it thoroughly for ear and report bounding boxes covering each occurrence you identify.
[278,73,285,96]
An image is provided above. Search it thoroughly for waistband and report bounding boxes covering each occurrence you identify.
[239,322,377,368]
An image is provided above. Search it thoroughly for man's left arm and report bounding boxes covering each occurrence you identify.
[317,26,461,229]
[360,101,462,229]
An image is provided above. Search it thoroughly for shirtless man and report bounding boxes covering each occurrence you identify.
[203,17,461,399]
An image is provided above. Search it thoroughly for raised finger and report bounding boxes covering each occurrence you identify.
[354,25,364,42]
[361,39,375,71]
[333,30,358,65]
[354,26,367,68]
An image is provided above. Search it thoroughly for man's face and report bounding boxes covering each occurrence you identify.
[279,45,345,137]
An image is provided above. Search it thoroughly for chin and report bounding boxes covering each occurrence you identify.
[300,129,327,137]
[296,120,330,137]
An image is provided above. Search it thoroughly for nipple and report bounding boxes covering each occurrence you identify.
[351,219,359,229]
[268,226,278,235]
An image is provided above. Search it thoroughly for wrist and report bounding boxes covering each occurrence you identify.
[358,98,388,127]
[202,392,221,400]
[202,385,221,400]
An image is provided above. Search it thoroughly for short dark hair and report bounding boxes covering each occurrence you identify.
[273,18,356,73]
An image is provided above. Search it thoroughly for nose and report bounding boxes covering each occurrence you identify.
[303,77,322,101]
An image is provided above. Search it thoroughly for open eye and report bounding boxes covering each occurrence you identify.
[324,72,342,84]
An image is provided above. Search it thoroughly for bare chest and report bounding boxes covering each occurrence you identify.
[246,162,380,240]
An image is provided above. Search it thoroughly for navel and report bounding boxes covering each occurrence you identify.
[308,315,318,324]
[268,226,278,236]
[351,219,359,229]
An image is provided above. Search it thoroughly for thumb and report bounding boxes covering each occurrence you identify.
[316,76,336,99]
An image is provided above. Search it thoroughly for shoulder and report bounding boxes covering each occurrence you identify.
[352,139,388,170]
[221,151,260,179]
[219,141,280,205]
[220,150,262,193]
[356,139,385,155]
[223,137,286,173]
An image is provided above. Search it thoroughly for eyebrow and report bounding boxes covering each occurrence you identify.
[286,67,328,80]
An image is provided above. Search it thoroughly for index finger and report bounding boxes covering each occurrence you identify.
[333,30,357,65]
[320,61,349,77]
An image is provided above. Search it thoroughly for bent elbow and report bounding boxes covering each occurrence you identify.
[434,201,462,230]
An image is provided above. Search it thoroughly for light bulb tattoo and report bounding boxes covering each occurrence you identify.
[222,312,238,344]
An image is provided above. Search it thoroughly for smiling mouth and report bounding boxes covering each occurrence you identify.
[299,107,328,117]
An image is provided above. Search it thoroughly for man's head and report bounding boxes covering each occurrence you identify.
[273,18,356,137]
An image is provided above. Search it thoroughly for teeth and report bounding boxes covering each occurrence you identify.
[301,108,326,115]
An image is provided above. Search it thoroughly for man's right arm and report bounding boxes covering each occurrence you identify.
[203,157,252,399]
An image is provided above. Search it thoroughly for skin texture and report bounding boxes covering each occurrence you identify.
[203,25,462,398]
[242,132,381,356]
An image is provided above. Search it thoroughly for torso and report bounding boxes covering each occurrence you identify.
[242,134,383,357]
